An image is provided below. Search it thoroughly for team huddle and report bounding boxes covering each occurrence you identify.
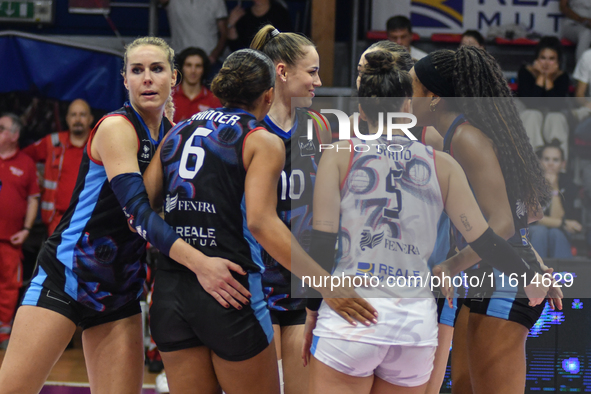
[0,24,560,394]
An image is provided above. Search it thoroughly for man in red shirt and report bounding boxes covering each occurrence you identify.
[0,113,40,349]
[23,99,93,235]
[172,47,222,123]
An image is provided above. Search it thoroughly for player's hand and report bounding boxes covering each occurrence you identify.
[193,256,251,310]
[525,272,551,307]
[541,267,563,310]
[432,264,454,308]
[10,229,29,246]
[321,282,378,326]
[302,309,318,367]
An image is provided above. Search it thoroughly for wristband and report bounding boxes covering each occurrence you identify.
[469,227,538,283]
[22,227,31,232]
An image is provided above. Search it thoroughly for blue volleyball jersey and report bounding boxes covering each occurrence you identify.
[261,107,324,312]
[157,107,267,273]
[33,102,171,312]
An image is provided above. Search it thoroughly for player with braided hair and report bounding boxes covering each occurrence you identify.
[303,48,549,394]
[411,46,559,394]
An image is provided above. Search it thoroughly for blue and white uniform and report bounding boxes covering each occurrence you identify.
[311,136,441,386]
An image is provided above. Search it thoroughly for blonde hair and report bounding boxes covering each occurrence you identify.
[122,36,175,76]
[250,25,315,66]
[164,95,175,121]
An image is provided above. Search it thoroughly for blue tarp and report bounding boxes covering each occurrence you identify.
[0,31,125,111]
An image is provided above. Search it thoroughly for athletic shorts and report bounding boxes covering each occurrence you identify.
[432,288,461,328]
[270,309,306,327]
[311,335,436,387]
[463,246,544,330]
[22,281,141,330]
[150,269,273,361]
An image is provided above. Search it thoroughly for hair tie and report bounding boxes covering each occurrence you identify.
[270,29,281,38]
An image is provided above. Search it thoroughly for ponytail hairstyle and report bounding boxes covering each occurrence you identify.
[211,49,275,109]
[428,46,550,210]
[251,24,315,66]
[358,51,413,124]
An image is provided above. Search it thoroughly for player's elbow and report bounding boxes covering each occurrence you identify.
[247,214,267,240]
[495,218,515,240]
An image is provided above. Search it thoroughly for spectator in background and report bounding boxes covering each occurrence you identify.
[386,15,427,60]
[0,113,39,349]
[172,47,222,123]
[227,0,292,52]
[572,47,591,121]
[518,36,571,160]
[160,0,228,66]
[560,0,591,61]
[23,99,93,236]
[460,30,485,49]
[530,140,582,258]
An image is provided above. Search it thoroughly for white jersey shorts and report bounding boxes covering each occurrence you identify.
[310,335,436,387]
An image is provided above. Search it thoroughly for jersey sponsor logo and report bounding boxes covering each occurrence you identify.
[165,194,178,213]
[139,140,152,162]
[360,229,384,251]
[515,199,526,219]
[520,228,529,246]
[356,262,375,276]
[384,238,421,255]
[175,226,217,247]
[165,194,217,214]
[9,166,24,177]
[298,136,316,157]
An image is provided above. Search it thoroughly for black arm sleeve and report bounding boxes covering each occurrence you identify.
[305,229,338,311]
[469,227,538,282]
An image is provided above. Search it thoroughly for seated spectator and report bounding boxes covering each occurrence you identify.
[460,30,485,49]
[23,99,93,236]
[518,36,571,159]
[386,15,427,60]
[572,48,591,122]
[227,0,292,52]
[530,140,582,258]
[171,47,222,123]
[560,0,591,62]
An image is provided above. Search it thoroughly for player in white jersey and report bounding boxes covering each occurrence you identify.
[302,50,550,394]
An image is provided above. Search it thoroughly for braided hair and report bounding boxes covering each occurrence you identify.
[429,46,550,211]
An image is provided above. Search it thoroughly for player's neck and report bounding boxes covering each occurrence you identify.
[182,81,202,100]
[366,121,407,138]
[132,103,164,140]
[435,111,461,138]
[268,100,292,131]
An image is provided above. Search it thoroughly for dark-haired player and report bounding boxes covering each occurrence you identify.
[411,47,561,394]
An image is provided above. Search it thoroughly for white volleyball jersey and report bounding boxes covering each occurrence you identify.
[313,136,443,346]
